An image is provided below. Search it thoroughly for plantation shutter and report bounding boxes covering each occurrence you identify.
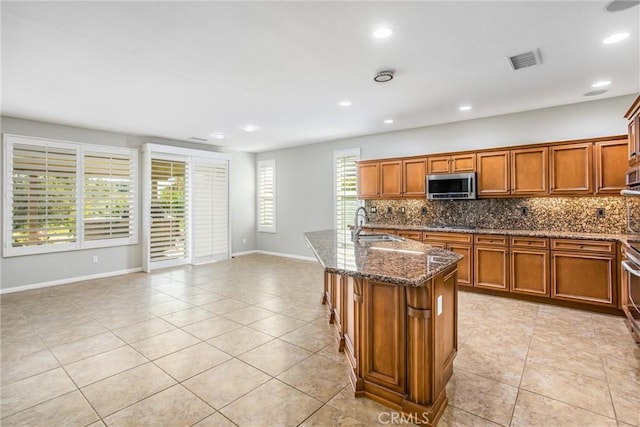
[83,151,136,242]
[150,158,188,263]
[193,160,229,264]
[258,159,276,233]
[335,152,358,234]
[10,142,78,251]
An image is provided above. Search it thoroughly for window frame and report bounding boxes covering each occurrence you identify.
[257,158,276,233]
[333,148,361,233]
[3,134,139,257]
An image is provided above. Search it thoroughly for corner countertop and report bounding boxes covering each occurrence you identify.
[360,223,637,242]
[304,229,463,287]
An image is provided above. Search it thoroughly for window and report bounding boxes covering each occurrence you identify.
[257,159,276,233]
[4,135,138,257]
[193,160,229,264]
[334,148,360,234]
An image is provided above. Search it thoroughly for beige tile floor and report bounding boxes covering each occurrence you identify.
[1,253,638,426]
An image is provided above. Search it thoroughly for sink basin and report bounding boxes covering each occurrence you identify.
[357,233,404,242]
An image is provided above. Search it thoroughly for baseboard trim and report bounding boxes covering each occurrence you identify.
[254,250,317,263]
[231,250,258,257]
[0,267,143,294]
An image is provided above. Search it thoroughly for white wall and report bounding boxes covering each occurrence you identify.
[256,94,636,258]
[0,116,256,290]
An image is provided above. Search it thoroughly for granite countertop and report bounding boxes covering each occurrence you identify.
[361,223,636,242]
[304,229,463,287]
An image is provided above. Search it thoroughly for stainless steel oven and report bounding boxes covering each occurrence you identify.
[622,241,640,343]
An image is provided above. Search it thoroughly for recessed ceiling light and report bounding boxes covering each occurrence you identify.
[241,124,259,132]
[373,27,393,39]
[592,80,611,88]
[603,32,630,44]
[338,101,352,107]
[211,133,225,140]
[459,105,472,111]
[383,119,394,124]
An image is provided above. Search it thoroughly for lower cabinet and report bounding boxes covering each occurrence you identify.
[474,235,509,292]
[510,237,550,296]
[397,230,422,241]
[551,238,616,306]
[423,232,473,287]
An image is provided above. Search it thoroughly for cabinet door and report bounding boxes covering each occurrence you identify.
[380,160,403,198]
[549,143,593,194]
[403,158,427,197]
[427,156,451,174]
[357,162,379,199]
[477,151,510,196]
[511,147,548,195]
[448,243,473,287]
[595,140,627,194]
[510,249,549,296]
[629,116,638,164]
[398,231,422,241]
[551,252,615,306]
[474,246,509,291]
[451,154,476,173]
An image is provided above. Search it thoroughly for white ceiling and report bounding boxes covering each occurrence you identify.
[2,1,639,153]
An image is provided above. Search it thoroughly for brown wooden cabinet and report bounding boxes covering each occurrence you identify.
[594,139,627,194]
[510,147,548,195]
[398,230,422,241]
[549,143,593,194]
[423,232,474,287]
[625,95,640,166]
[509,237,550,296]
[477,151,510,196]
[380,160,403,198]
[474,235,509,292]
[357,161,379,199]
[551,238,616,307]
[402,158,427,197]
[428,153,476,174]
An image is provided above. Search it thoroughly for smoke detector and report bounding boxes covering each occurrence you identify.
[374,70,394,83]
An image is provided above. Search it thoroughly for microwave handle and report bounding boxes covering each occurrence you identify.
[622,261,640,278]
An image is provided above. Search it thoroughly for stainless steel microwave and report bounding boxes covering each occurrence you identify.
[427,172,476,200]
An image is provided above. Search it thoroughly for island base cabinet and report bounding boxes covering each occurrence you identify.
[345,268,457,426]
[551,253,615,306]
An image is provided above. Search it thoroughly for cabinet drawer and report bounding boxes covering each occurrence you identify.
[510,236,549,249]
[423,232,473,244]
[550,239,615,254]
[398,231,423,241]
[474,235,508,246]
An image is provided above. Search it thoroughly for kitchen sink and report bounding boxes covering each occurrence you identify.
[357,233,404,242]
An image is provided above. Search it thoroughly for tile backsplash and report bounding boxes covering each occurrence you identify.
[364,197,640,234]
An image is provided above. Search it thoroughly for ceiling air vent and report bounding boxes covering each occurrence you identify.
[189,137,208,142]
[506,49,542,71]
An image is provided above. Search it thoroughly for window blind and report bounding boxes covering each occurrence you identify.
[10,143,78,249]
[83,151,135,241]
[258,159,276,233]
[193,161,229,263]
[150,159,188,263]
[335,149,360,270]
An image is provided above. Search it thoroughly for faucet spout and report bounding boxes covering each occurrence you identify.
[352,206,370,242]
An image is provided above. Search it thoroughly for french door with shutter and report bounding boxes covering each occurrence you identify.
[142,144,230,272]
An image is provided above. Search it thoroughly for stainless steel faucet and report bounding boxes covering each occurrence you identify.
[352,206,370,242]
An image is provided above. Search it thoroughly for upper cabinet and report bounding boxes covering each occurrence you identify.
[477,151,510,196]
[357,161,380,199]
[403,158,428,197]
[428,153,476,174]
[379,160,403,198]
[511,147,548,195]
[549,143,593,194]
[625,95,640,166]
[594,139,627,194]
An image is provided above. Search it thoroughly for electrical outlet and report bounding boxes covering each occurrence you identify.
[520,207,529,216]
[92,256,98,264]
[370,206,377,214]
[596,208,605,218]
[242,238,247,244]
[387,207,392,214]
[421,207,427,215]
[400,207,406,214]
[437,295,443,316]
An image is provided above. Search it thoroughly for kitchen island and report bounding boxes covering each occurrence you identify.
[304,230,462,426]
